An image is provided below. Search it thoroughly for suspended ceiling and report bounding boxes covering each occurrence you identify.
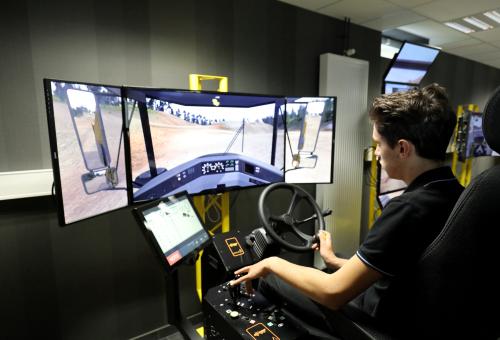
[277,0,500,69]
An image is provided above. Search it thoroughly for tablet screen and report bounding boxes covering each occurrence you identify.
[134,193,210,269]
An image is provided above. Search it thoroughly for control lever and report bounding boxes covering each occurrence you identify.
[228,277,241,306]
[312,209,332,246]
[296,209,332,225]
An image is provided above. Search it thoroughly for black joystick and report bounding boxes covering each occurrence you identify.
[228,281,241,306]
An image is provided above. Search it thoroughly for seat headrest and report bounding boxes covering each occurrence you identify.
[483,86,500,153]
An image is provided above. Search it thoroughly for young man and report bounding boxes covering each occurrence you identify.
[231,84,464,336]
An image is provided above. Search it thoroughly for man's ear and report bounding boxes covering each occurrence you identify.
[398,139,412,159]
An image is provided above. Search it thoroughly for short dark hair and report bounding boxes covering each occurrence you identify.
[369,83,456,161]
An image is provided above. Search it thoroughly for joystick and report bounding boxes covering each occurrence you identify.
[228,279,241,306]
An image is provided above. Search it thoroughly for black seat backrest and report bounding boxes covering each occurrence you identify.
[410,86,500,339]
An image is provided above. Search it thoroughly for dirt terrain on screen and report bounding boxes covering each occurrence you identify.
[128,112,284,179]
[285,127,334,183]
[53,100,127,223]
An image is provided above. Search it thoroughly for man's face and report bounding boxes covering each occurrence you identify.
[372,125,402,179]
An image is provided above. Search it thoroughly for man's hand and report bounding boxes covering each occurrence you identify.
[312,230,345,269]
[231,257,276,293]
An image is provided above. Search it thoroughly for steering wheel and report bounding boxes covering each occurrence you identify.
[258,182,326,252]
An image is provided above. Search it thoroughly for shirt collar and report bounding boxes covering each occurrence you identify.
[405,166,456,193]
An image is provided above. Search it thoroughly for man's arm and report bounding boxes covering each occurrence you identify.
[232,254,383,310]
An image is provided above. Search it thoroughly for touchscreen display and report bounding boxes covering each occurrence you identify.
[140,195,210,266]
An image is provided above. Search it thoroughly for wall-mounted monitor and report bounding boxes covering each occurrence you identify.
[383,41,440,85]
[384,82,417,94]
[132,192,211,272]
[44,79,128,225]
[456,110,499,162]
[284,97,336,184]
[123,88,285,203]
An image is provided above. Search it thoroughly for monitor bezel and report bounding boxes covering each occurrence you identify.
[382,41,440,87]
[283,96,337,184]
[44,78,128,226]
[132,191,212,273]
[121,86,287,205]
[376,161,407,208]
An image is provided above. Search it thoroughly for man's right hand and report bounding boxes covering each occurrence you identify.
[312,230,344,269]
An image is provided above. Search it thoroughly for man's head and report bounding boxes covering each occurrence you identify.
[370,83,455,162]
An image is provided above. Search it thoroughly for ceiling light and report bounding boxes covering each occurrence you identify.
[463,16,493,30]
[444,22,475,34]
[381,44,400,59]
[483,10,500,24]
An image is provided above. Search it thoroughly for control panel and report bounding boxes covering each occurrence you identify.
[203,281,307,340]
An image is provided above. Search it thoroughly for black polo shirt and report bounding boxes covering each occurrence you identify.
[353,166,463,321]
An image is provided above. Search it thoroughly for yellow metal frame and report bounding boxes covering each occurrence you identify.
[367,145,381,228]
[189,74,228,92]
[189,74,230,301]
[452,104,478,187]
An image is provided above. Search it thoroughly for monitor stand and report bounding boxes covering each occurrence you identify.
[165,269,203,340]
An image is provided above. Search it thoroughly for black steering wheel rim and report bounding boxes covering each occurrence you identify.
[258,182,326,252]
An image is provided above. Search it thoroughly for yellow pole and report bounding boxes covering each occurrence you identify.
[190,74,230,301]
[451,105,464,176]
[368,146,379,228]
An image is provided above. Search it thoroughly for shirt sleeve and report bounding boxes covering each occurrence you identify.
[357,198,420,277]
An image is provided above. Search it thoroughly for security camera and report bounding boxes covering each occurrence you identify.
[344,48,356,57]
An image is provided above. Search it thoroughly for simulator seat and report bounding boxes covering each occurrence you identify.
[327,86,500,339]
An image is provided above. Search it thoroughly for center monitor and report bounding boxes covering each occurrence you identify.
[123,88,286,203]
[133,192,211,271]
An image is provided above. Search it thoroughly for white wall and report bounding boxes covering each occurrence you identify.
[316,53,370,260]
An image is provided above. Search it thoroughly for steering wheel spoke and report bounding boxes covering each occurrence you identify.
[295,213,318,226]
[287,192,301,215]
[269,214,284,223]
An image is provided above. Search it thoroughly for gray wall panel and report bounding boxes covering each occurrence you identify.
[150,0,196,89]
[233,0,270,93]
[28,0,100,170]
[123,0,152,86]
[95,0,128,85]
[0,1,41,171]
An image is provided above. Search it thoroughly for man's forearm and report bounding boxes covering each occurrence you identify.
[324,254,348,270]
[264,256,344,309]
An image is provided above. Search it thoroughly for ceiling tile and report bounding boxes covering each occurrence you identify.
[276,0,341,12]
[469,27,500,42]
[412,0,500,22]
[471,49,500,61]
[385,0,435,9]
[398,20,469,46]
[361,9,426,30]
[439,38,483,50]
[481,59,500,69]
[446,42,497,56]
[319,0,401,24]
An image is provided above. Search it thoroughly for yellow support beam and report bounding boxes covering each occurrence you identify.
[189,74,228,92]
[451,105,465,176]
[367,145,380,228]
[190,74,230,302]
[453,104,479,187]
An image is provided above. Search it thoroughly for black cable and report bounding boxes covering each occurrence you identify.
[229,190,240,213]
[281,107,296,160]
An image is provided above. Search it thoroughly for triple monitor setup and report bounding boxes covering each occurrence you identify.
[44,78,336,339]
